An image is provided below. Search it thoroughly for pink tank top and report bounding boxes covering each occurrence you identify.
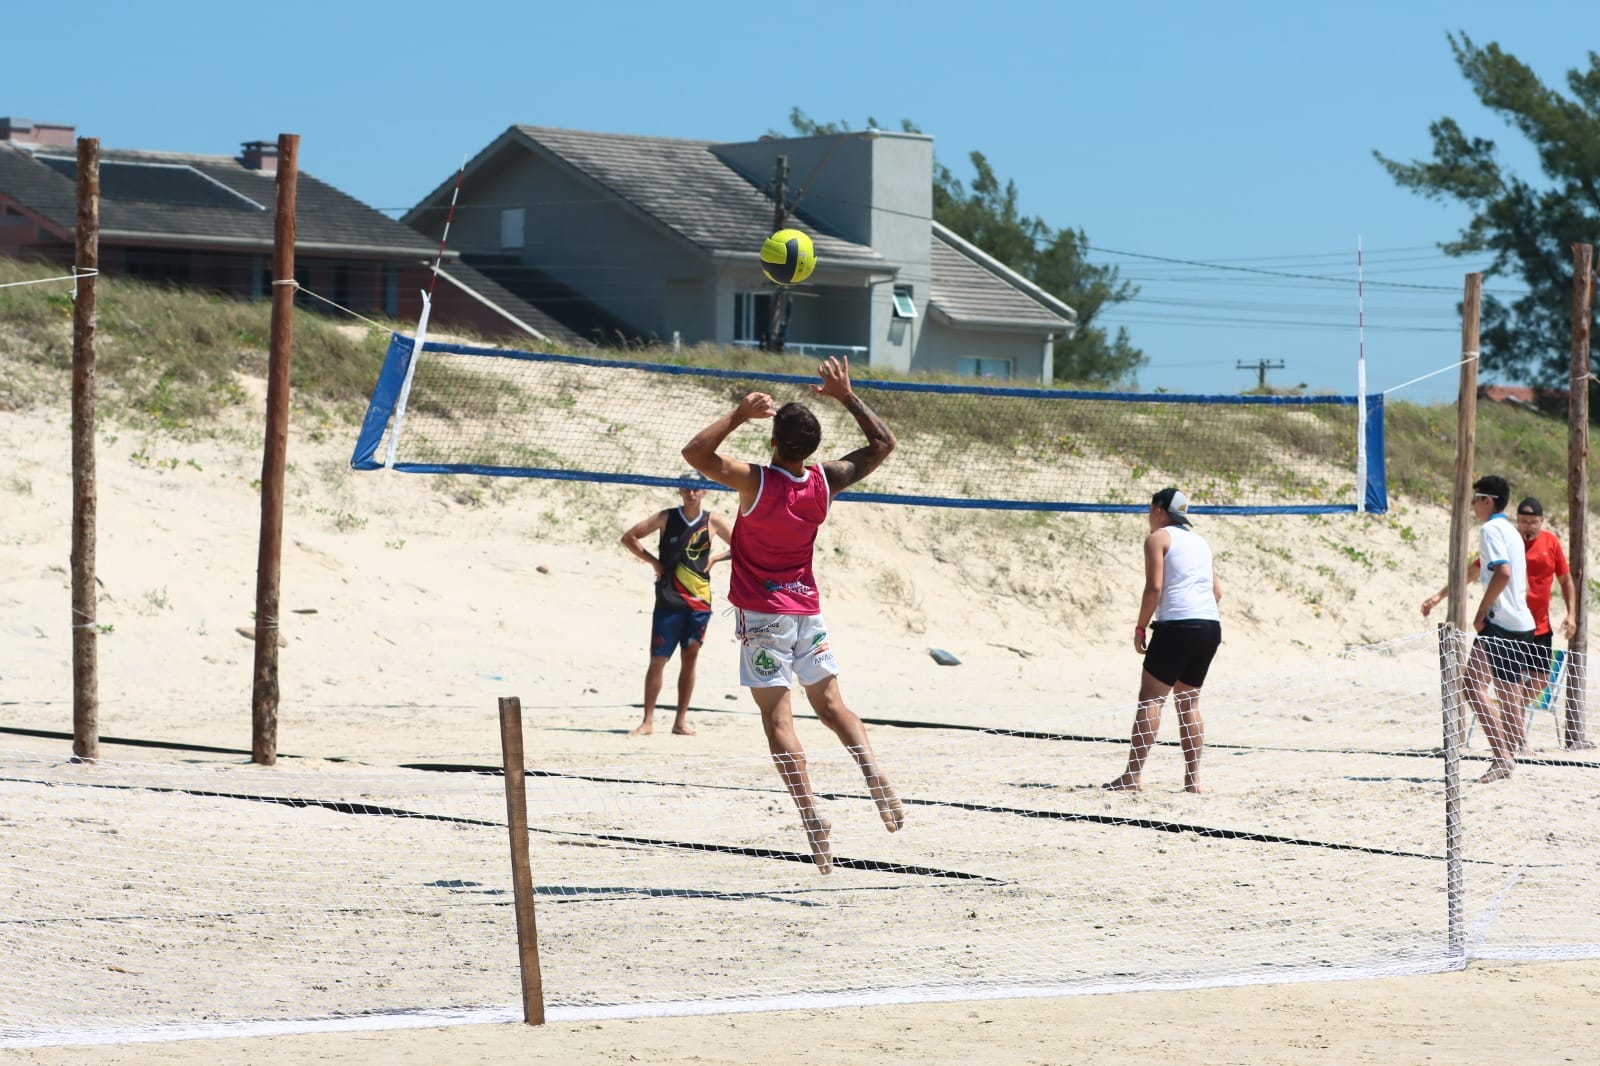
[728,464,830,614]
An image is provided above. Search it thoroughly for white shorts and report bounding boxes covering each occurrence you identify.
[734,609,838,688]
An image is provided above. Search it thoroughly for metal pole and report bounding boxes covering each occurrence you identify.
[251,133,298,766]
[71,137,100,764]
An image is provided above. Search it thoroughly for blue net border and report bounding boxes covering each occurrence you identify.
[352,334,1387,515]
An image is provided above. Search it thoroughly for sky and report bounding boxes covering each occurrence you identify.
[5,0,1594,402]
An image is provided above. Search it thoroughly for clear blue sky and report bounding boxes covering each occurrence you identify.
[6,1,1592,401]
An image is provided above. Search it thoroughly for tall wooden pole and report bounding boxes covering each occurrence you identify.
[1566,244,1593,750]
[70,137,100,764]
[1442,272,1480,957]
[499,697,546,1025]
[251,133,298,766]
[765,154,788,353]
[1446,275,1481,634]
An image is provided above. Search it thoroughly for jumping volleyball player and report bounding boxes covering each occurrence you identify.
[682,355,905,873]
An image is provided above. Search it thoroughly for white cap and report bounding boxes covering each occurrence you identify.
[1167,489,1192,526]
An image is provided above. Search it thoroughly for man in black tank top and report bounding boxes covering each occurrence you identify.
[620,479,732,736]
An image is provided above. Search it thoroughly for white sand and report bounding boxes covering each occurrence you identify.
[4,390,1599,1063]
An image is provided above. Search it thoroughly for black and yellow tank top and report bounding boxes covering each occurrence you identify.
[656,509,713,612]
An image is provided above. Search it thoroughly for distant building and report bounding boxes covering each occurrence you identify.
[405,125,1076,381]
[0,118,587,347]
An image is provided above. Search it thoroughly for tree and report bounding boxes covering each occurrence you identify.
[1374,35,1600,386]
[776,109,1145,385]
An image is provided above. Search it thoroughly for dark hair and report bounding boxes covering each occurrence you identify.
[773,402,821,462]
[1517,496,1544,517]
[1150,486,1191,527]
[1472,475,1510,512]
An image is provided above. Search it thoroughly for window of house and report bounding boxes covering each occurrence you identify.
[957,356,1012,380]
[500,208,525,250]
[734,291,774,343]
[891,286,917,319]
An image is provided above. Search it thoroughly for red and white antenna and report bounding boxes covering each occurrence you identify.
[386,154,468,471]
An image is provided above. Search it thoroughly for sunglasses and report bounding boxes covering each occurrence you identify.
[1472,493,1494,501]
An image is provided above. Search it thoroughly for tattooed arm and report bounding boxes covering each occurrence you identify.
[810,356,896,497]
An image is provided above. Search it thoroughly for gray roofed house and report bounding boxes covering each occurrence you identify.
[0,119,578,347]
[405,125,1076,380]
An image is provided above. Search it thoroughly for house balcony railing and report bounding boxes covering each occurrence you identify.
[732,340,870,359]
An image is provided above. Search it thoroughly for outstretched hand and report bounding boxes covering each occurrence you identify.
[738,392,776,421]
[810,356,853,401]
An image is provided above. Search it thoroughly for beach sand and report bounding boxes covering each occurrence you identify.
[3,393,1599,1064]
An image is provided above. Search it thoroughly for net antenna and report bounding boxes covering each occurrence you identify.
[1356,236,1369,514]
[384,154,467,471]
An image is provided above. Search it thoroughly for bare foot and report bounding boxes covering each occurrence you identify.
[671,722,697,736]
[1566,738,1597,751]
[628,722,654,737]
[801,815,833,874]
[863,766,905,832]
[1477,763,1514,784]
[1184,781,1203,795]
[1102,776,1142,792]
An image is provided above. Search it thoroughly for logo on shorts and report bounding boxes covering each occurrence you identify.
[810,632,828,648]
[752,650,781,678]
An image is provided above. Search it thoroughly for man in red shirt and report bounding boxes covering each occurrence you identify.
[682,356,905,873]
[1515,498,1590,750]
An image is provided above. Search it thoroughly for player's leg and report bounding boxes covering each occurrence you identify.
[1171,622,1219,795]
[1465,636,1513,781]
[751,685,831,872]
[672,611,711,736]
[1106,670,1172,791]
[738,609,831,872]
[1173,683,1205,794]
[633,657,669,736]
[633,607,679,736]
[802,674,904,832]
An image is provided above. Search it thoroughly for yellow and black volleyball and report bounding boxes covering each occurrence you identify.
[760,228,817,286]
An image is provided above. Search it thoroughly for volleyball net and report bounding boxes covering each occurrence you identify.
[350,335,1388,514]
[6,629,1598,1047]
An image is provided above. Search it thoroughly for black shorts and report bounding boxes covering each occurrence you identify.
[1477,622,1540,684]
[1143,619,1222,688]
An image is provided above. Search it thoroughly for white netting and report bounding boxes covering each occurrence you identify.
[3,629,1598,1047]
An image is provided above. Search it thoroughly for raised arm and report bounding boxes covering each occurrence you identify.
[811,356,896,497]
[683,393,773,505]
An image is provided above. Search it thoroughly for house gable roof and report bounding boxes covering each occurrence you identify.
[928,221,1076,333]
[0,142,437,258]
[409,125,883,269]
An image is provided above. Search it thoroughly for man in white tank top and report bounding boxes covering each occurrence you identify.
[1106,488,1222,794]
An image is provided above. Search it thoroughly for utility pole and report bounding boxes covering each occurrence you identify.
[766,155,788,353]
[1237,357,1285,391]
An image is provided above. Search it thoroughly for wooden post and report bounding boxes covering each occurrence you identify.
[499,697,546,1025]
[1566,244,1594,750]
[1441,273,1479,958]
[1446,274,1481,635]
[251,133,298,766]
[1438,624,1464,956]
[70,137,100,764]
[765,154,788,353]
